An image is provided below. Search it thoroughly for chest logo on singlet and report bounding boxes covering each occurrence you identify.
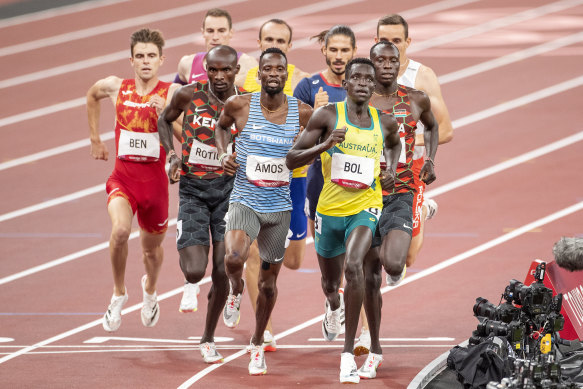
[121,90,132,96]
[394,109,408,117]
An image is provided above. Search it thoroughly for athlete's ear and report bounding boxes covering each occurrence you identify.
[235,63,240,75]
[321,45,326,56]
[374,36,379,43]
[405,37,411,49]
[160,54,165,66]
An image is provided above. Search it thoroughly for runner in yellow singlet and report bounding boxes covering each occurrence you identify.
[286,58,400,384]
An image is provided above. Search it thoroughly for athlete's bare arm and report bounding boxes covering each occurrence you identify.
[158,84,194,183]
[286,105,342,169]
[177,54,195,84]
[234,53,259,87]
[86,75,123,161]
[415,65,453,145]
[291,67,310,91]
[379,113,400,191]
[411,89,438,185]
[216,94,252,175]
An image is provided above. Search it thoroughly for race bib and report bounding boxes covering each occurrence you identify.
[117,130,160,162]
[331,153,374,189]
[246,155,290,187]
[188,139,233,171]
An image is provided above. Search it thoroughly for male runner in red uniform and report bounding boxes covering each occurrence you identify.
[86,28,179,332]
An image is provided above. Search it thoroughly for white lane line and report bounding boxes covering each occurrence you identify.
[0,344,456,356]
[177,202,583,386]
[0,204,580,366]
[0,0,248,57]
[0,275,210,365]
[438,31,583,84]
[0,184,104,223]
[0,133,114,172]
[7,0,568,129]
[452,75,583,129]
[409,0,583,54]
[0,0,364,91]
[2,78,580,225]
[427,131,583,198]
[0,0,129,29]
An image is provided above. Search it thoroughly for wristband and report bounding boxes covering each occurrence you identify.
[168,150,177,159]
[218,153,228,164]
[425,157,435,166]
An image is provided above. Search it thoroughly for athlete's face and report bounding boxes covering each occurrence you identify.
[206,52,239,94]
[258,22,292,53]
[130,42,164,81]
[370,45,400,86]
[343,63,375,104]
[375,24,411,63]
[258,53,288,95]
[202,16,233,50]
[322,35,356,77]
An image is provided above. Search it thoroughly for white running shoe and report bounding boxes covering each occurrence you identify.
[200,342,224,364]
[263,330,277,352]
[245,330,278,353]
[322,293,344,341]
[340,352,360,384]
[424,198,438,220]
[179,282,200,313]
[386,265,406,287]
[141,275,160,327]
[248,343,267,375]
[358,352,383,379]
[103,291,128,332]
[223,279,244,328]
[354,328,371,356]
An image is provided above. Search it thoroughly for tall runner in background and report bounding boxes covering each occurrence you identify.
[216,48,313,376]
[358,41,438,380]
[175,8,257,86]
[375,14,454,272]
[86,29,179,333]
[158,46,245,364]
[287,58,401,383]
[239,18,310,352]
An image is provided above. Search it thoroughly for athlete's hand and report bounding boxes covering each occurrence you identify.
[222,152,239,176]
[380,169,396,191]
[167,153,181,184]
[313,87,329,110]
[293,126,304,143]
[149,95,165,115]
[324,126,346,150]
[419,160,436,185]
[90,140,109,161]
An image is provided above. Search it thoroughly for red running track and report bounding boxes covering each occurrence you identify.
[0,0,582,387]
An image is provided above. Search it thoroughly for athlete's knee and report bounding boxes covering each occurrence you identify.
[258,277,277,300]
[224,250,245,273]
[344,260,364,284]
[142,244,163,265]
[110,225,131,246]
[321,276,341,296]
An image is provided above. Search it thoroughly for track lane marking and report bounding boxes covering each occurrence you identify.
[2,80,582,224]
[176,202,583,386]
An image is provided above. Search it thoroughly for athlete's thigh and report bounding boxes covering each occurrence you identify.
[177,183,212,250]
[256,210,291,264]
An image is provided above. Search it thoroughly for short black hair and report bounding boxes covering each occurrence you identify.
[259,47,287,66]
[345,57,374,78]
[377,14,408,39]
[259,19,293,43]
[369,41,399,58]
